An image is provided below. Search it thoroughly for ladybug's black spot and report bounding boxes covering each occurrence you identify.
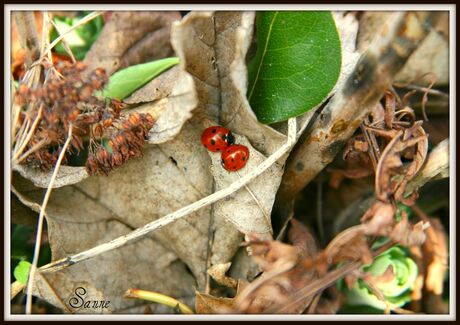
[221,135,226,140]
[217,148,220,151]
[231,158,234,162]
[233,167,237,170]
[226,132,235,145]
[212,128,217,133]
[242,157,246,161]
[210,139,216,145]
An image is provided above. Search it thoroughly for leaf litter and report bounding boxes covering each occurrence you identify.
[11,10,449,315]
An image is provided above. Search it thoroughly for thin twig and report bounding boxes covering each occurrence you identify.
[25,124,73,314]
[38,118,297,274]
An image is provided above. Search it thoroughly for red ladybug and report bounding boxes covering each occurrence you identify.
[201,126,234,152]
[221,144,249,171]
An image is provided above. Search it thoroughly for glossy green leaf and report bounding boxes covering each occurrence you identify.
[247,12,341,124]
[101,57,180,100]
[14,260,31,285]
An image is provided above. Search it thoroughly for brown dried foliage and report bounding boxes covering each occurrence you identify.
[13,61,155,175]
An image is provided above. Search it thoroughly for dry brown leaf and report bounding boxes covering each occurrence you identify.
[422,217,448,296]
[13,164,88,189]
[207,263,238,290]
[124,66,181,105]
[287,218,319,260]
[195,291,235,314]
[84,11,181,74]
[361,200,395,236]
[13,174,196,313]
[375,123,428,203]
[230,237,319,314]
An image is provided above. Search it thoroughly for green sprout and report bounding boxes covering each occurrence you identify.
[340,246,418,311]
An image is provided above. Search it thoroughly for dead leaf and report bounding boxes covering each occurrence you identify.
[207,263,238,290]
[361,200,395,236]
[124,66,181,105]
[13,173,196,313]
[13,164,88,189]
[423,217,448,295]
[195,291,235,314]
[287,218,319,260]
[84,11,181,75]
[209,135,283,235]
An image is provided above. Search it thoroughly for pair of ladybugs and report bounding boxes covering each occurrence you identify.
[201,126,249,171]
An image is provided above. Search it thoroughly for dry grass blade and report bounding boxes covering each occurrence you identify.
[25,125,72,314]
[12,105,43,164]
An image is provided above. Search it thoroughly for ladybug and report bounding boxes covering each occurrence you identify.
[221,144,249,171]
[201,126,235,152]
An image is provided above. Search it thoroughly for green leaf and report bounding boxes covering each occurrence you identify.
[247,12,341,124]
[14,260,31,285]
[101,57,180,100]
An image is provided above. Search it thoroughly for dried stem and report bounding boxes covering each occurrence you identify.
[38,118,297,274]
[124,289,194,314]
[12,105,43,164]
[25,124,73,314]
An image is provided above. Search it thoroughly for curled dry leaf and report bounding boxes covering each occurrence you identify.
[195,291,235,314]
[390,215,428,247]
[13,164,87,189]
[84,11,181,74]
[233,236,316,314]
[375,123,428,204]
[207,263,238,290]
[360,200,395,236]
